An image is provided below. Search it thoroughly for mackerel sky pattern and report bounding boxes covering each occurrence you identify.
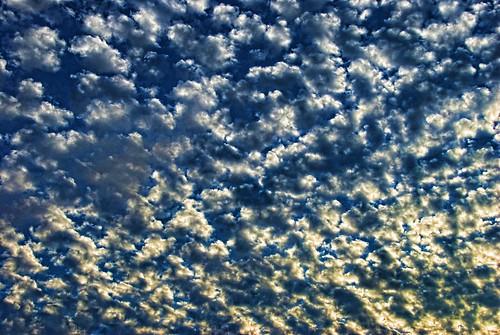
[0,0,499,334]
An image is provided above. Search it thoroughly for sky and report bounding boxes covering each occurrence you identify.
[0,0,498,334]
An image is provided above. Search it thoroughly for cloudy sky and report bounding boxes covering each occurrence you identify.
[0,0,498,334]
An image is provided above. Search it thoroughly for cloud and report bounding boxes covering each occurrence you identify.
[10,26,66,72]
[83,7,164,47]
[270,0,301,20]
[18,78,44,99]
[168,199,213,239]
[212,4,239,26]
[70,35,130,74]
[167,24,235,70]
[82,99,139,133]
[186,0,209,13]
[4,0,65,12]
[0,88,72,131]
[30,101,73,128]
[418,11,477,43]
[73,72,136,100]
[0,0,499,334]
[0,58,11,76]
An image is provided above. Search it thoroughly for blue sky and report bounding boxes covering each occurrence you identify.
[0,0,499,334]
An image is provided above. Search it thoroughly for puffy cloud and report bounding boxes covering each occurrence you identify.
[167,24,235,70]
[0,58,11,76]
[465,34,497,57]
[438,0,462,19]
[172,75,227,112]
[418,11,477,44]
[84,99,130,128]
[70,35,130,74]
[270,0,301,20]
[82,13,115,40]
[0,157,34,193]
[11,26,66,72]
[264,20,291,49]
[30,101,73,128]
[168,199,213,239]
[212,4,239,26]
[186,0,209,13]
[229,12,267,44]
[298,12,341,54]
[132,7,162,45]
[18,78,44,99]
[73,72,136,100]
[0,89,72,130]
[84,8,164,47]
[227,12,292,53]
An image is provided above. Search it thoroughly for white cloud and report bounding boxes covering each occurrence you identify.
[302,55,347,94]
[265,20,291,49]
[168,199,213,239]
[11,26,66,72]
[70,35,130,74]
[212,4,239,26]
[438,0,461,19]
[83,8,164,47]
[247,61,301,79]
[73,72,136,99]
[0,90,72,129]
[0,58,11,76]
[18,78,44,99]
[132,7,162,45]
[167,24,235,69]
[299,12,341,54]
[229,13,266,44]
[84,99,130,129]
[0,158,34,193]
[186,0,209,13]
[465,35,496,54]
[83,14,113,40]
[31,101,73,128]
[419,11,477,43]
[0,91,20,118]
[270,0,301,20]
[201,34,235,68]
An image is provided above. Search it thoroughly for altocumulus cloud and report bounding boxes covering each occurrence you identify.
[0,0,499,334]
